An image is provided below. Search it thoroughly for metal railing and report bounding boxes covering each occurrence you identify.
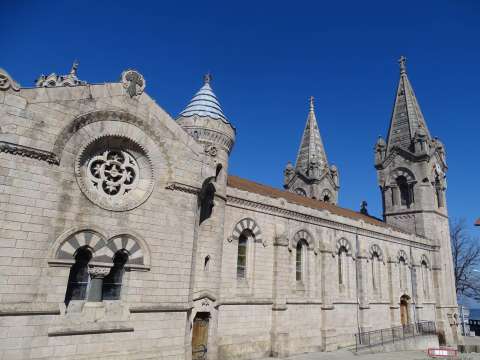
[354,321,436,352]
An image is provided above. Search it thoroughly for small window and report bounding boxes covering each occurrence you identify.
[236,232,248,279]
[102,250,128,300]
[64,246,92,305]
[295,188,307,197]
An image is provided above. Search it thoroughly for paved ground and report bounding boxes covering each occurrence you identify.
[260,349,479,359]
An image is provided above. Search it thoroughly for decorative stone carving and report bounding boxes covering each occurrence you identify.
[35,60,86,88]
[121,69,145,97]
[204,144,218,157]
[75,136,154,211]
[88,266,110,278]
[0,68,20,91]
[0,141,59,164]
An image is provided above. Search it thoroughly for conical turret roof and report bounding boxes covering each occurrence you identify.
[295,96,329,174]
[179,74,229,123]
[386,56,432,152]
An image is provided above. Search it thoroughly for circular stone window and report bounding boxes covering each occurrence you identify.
[75,136,154,211]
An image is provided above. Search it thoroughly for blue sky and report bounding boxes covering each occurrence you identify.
[2,0,479,228]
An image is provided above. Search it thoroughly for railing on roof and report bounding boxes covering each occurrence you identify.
[354,321,436,352]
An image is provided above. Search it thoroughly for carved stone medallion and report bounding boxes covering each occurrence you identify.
[75,136,154,211]
[121,70,145,97]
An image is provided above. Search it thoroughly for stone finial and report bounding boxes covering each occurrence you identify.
[309,96,315,112]
[0,68,20,91]
[398,55,407,74]
[204,73,212,84]
[360,200,369,215]
[121,69,146,97]
[70,59,79,76]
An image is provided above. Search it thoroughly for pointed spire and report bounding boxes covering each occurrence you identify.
[179,73,229,123]
[295,96,329,176]
[386,56,432,152]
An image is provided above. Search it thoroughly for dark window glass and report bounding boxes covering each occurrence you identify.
[397,176,413,208]
[65,247,92,305]
[102,250,128,300]
[237,234,248,279]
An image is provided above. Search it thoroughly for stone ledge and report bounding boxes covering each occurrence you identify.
[48,323,134,337]
[129,304,192,313]
[0,303,60,316]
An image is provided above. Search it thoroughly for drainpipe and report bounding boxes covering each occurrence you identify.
[355,231,361,335]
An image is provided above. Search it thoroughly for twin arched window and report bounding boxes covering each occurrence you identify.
[64,247,129,305]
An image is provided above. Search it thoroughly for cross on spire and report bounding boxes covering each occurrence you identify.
[398,55,407,74]
[309,96,315,112]
[204,73,212,84]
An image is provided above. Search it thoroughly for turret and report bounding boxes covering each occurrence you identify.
[284,96,339,203]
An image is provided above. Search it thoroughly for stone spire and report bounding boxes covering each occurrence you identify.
[284,96,339,204]
[179,73,229,123]
[385,56,432,153]
[295,96,329,175]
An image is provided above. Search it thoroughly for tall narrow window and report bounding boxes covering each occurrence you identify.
[65,246,92,305]
[338,246,347,285]
[296,241,303,281]
[421,260,429,299]
[102,250,128,300]
[399,257,407,289]
[397,176,413,208]
[236,232,248,279]
[372,252,382,291]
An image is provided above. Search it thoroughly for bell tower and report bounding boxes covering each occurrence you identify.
[375,57,459,345]
[284,97,339,204]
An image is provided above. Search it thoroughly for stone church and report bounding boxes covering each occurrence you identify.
[0,57,460,359]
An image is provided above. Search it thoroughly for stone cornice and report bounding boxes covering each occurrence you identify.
[0,141,59,165]
[226,194,435,251]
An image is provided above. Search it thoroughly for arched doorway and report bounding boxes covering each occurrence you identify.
[400,295,410,326]
[192,312,210,360]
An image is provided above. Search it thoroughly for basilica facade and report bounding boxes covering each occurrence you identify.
[0,58,459,359]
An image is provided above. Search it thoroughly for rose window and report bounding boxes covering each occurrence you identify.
[76,136,154,211]
[87,150,139,197]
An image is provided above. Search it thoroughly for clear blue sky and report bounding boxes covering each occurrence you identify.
[2,0,479,226]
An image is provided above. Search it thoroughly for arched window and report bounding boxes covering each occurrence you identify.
[64,246,92,305]
[236,230,251,279]
[371,251,381,292]
[102,250,128,300]
[421,260,429,299]
[338,246,348,286]
[399,256,407,289]
[397,176,413,208]
[296,240,307,282]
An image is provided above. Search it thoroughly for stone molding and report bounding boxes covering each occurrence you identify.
[0,141,59,164]
[226,194,435,251]
[48,324,134,337]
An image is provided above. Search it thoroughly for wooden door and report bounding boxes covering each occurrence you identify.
[192,313,209,360]
[400,299,409,326]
